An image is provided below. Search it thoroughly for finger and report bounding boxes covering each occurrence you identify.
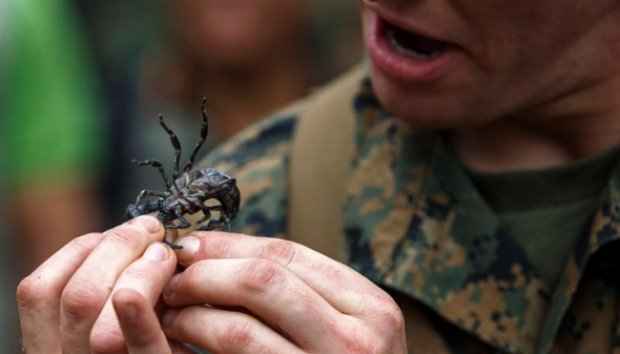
[162,306,303,354]
[175,232,385,314]
[17,232,104,353]
[164,258,345,352]
[90,242,177,353]
[112,288,171,354]
[60,215,164,354]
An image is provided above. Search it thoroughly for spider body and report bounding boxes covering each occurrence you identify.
[126,98,240,249]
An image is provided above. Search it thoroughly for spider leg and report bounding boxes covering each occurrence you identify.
[141,201,161,214]
[195,205,214,231]
[162,239,183,250]
[134,189,167,206]
[132,159,172,189]
[126,200,161,219]
[198,205,232,231]
[126,189,165,218]
[165,207,192,229]
[196,207,212,224]
[184,97,209,173]
[158,114,183,179]
[203,216,229,231]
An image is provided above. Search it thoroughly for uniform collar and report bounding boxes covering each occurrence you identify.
[343,77,620,353]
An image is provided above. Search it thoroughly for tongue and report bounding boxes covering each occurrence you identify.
[389,23,447,57]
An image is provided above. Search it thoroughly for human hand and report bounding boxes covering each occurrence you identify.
[16,215,181,354]
[160,232,407,353]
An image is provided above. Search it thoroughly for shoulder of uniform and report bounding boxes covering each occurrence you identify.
[200,102,305,172]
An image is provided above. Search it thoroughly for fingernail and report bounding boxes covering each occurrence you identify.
[175,236,200,262]
[143,243,170,261]
[129,215,161,233]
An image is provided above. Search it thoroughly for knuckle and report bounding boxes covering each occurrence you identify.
[61,282,107,321]
[106,227,141,247]
[373,295,405,333]
[105,223,156,249]
[238,259,282,294]
[258,239,296,266]
[337,328,374,354]
[16,233,104,312]
[16,275,47,311]
[204,236,231,257]
[123,265,150,282]
[375,298,405,330]
[331,291,404,354]
[359,294,405,353]
[123,262,153,280]
[73,232,104,249]
[219,316,254,349]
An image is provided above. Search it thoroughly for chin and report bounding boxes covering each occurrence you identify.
[371,71,472,130]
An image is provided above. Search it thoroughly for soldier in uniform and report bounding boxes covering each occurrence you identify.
[16,0,620,353]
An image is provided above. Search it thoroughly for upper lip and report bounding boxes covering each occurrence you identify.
[364,2,456,46]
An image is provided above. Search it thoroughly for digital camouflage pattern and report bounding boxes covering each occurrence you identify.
[198,105,299,238]
[199,68,620,354]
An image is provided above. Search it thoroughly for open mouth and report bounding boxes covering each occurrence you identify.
[368,13,460,81]
[386,22,448,60]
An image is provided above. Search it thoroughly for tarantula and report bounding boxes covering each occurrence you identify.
[126,98,240,249]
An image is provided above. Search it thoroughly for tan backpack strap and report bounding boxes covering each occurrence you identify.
[288,64,366,262]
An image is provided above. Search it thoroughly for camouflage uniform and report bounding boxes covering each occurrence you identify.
[200,68,620,354]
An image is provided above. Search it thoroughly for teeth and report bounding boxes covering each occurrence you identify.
[387,28,443,60]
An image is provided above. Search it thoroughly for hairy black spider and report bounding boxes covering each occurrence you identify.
[126,97,241,249]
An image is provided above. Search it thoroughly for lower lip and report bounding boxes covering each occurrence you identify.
[367,13,461,83]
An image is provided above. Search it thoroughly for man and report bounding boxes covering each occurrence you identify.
[16,0,620,353]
